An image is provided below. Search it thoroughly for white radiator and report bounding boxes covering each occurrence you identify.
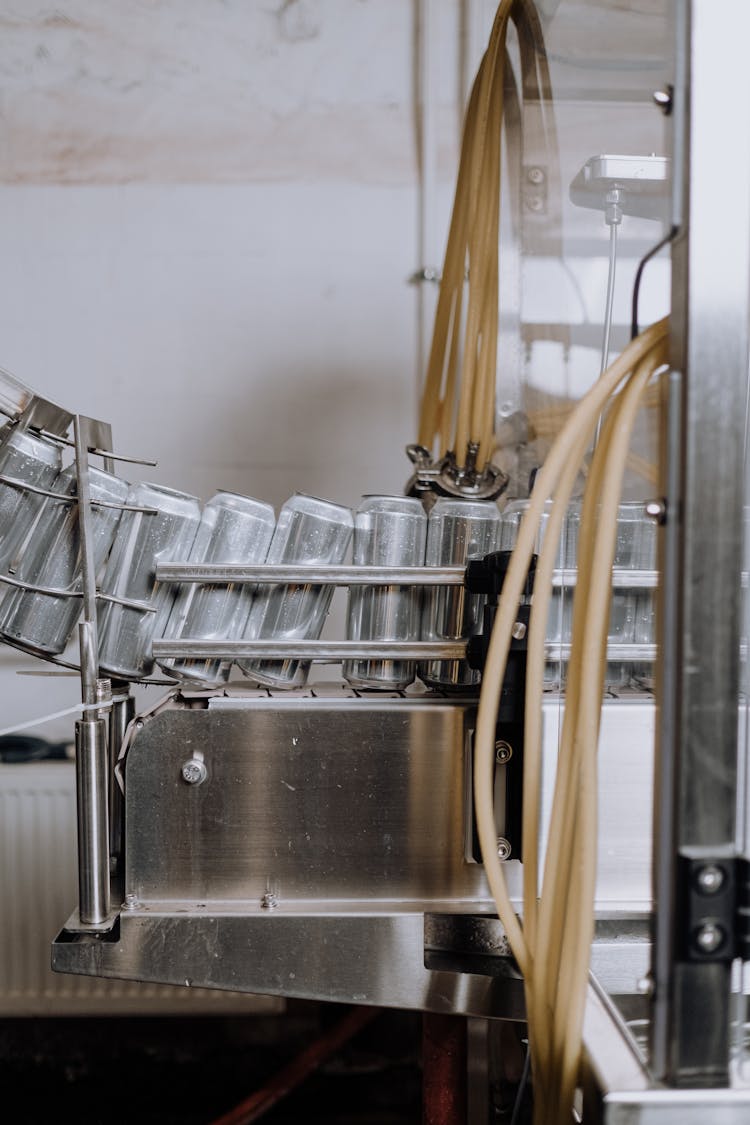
[0,761,281,1016]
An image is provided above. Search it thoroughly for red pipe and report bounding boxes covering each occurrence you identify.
[422,1012,468,1125]
[209,1005,377,1125]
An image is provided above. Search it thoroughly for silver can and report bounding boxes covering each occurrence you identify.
[343,495,427,691]
[420,499,502,689]
[239,493,353,689]
[0,427,62,576]
[566,500,647,691]
[500,499,573,688]
[0,464,128,656]
[158,490,276,685]
[97,482,202,681]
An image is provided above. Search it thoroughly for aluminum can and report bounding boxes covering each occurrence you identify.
[0,427,62,576]
[239,493,353,689]
[343,495,427,690]
[566,500,649,690]
[0,465,128,656]
[500,499,573,688]
[420,499,502,689]
[158,490,276,685]
[97,482,201,680]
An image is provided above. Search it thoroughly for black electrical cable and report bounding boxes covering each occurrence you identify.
[0,734,70,763]
[630,225,678,340]
[509,1039,532,1125]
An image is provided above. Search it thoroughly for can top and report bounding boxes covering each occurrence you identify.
[125,480,201,516]
[428,497,501,521]
[282,491,353,525]
[207,490,276,522]
[358,495,426,517]
[2,426,62,470]
[53,463,129,505]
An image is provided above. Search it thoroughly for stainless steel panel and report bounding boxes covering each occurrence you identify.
[125,698,491,905]
[53,908,526,1019]
[51,908,646,1019]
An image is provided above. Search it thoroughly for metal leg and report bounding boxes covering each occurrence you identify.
[423,1013,468,1125]
[75,716,110,926]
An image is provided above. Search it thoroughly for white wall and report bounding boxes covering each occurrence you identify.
[0,1,671,736]
[0,0,467,734]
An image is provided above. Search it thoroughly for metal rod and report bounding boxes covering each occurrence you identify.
[108,688,134,878]
[151,639,659,663]
[75,716,110,926]
[156,563,469,585]
[155,563,661,589]
[73,418,101,706]
[152,639,470,661]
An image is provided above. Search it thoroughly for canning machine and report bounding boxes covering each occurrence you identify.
[1,0,749,1121]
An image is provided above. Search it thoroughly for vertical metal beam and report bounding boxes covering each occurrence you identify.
[652,0,750,1085]
[73,415,114,926]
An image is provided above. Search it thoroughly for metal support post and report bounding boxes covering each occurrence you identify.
[75,709,110,926]
[72,416,115,927]
[651,0,750,1086]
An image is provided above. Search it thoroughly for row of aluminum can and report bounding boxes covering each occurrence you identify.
[0,423,656,690]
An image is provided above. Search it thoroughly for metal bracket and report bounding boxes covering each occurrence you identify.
[404,444,509,504]
[676,850,738,963]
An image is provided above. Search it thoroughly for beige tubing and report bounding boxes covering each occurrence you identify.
[473,319,667,1125]
[473,317,667,976]
[528,348,664,1122]
[418,0,556,471]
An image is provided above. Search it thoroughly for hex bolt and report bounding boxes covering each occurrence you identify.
[652,86,673,115]
[645,498,667,525]
[181,759,207,786]
[695,864,725,896]
[495,741,513,764]
[694,922,725,955]
[123,893,138,911]
[496,837,512,861]
[527,166,546,185]
[261,892,278,910]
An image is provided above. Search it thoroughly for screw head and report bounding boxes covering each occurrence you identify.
[695,864,725,896]
[694,922,725,954]
[527,166,545,185]
[652,87,673,115]
[645,498,667,525]
[496,837,512,861]
[637,974,654,997]
[181,759,207,786]
[495,741,513,764]
[511,621,527,641]
[526,196,544,213]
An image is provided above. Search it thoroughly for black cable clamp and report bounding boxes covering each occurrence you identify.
[465,550,537,865]
[465,551,537,674]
